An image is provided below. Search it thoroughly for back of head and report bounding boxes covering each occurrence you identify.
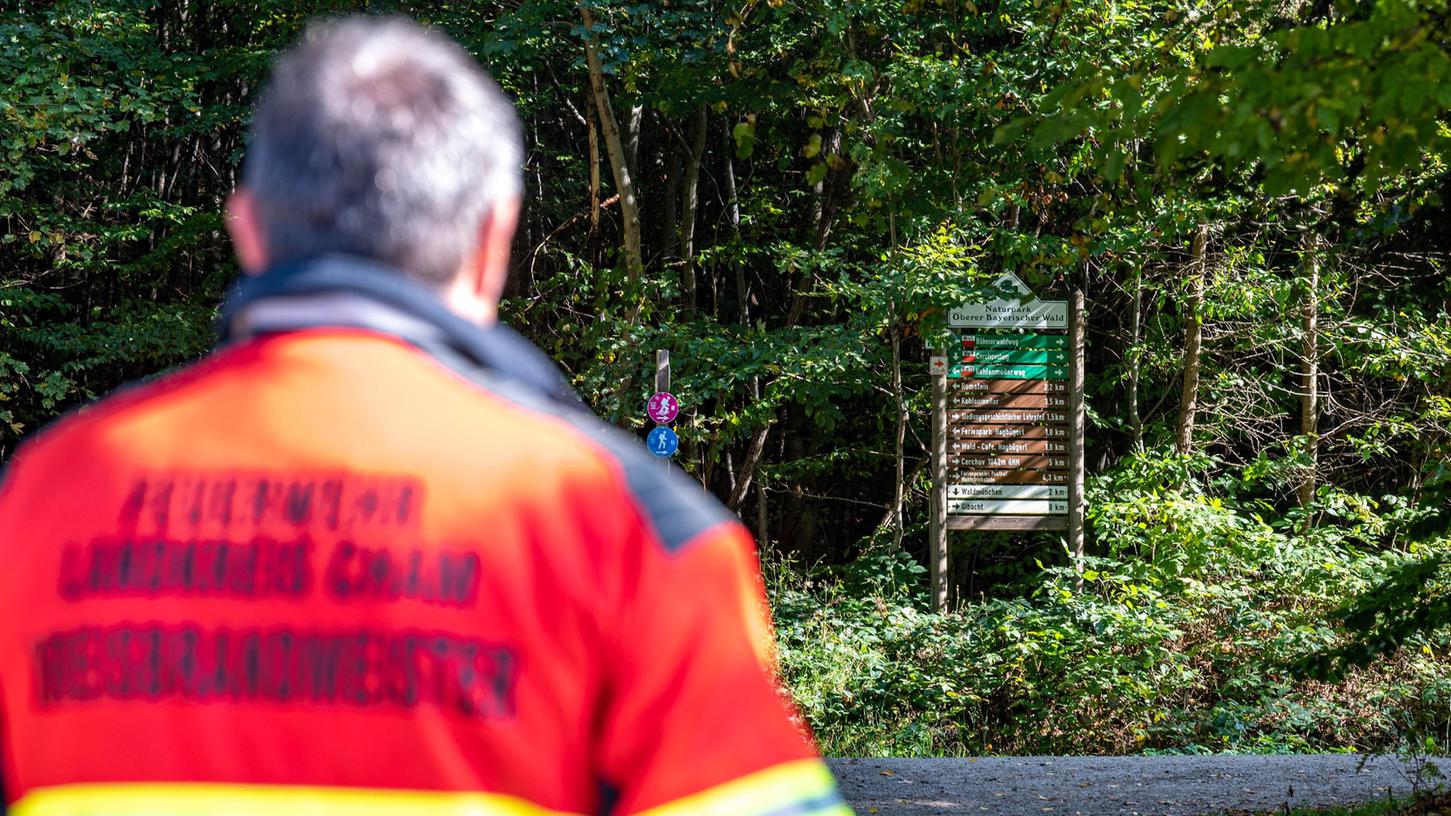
[243,16,523,285]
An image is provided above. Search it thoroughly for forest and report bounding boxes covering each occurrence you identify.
[1,0,1448,756]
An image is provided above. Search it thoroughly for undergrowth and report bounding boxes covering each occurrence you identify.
[768,450,1451,757]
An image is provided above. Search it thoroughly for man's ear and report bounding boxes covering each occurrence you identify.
[472,196,521,303]
[445,197,521,326]
[226,189,268,275]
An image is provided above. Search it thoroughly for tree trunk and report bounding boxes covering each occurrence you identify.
[727,420,773,511]
[1128,264,1144,449]
[786,127,843,326]
[588,108,601,234]
[661,118,682,262]
[755,481,769,548]
[624,103,643,180]
[810,128,841,251]
[580,7,644,281]
[678,103,707,314]
[1298,236,1321,510]
[1175,225,1209,454]
[890,320,907,549]
[722,122,770,535]
[723,125,749,325]
[752,372,771,547]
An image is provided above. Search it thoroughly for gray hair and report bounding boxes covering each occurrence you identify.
[243,16,523,285]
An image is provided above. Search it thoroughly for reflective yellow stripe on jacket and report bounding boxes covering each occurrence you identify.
[10,760,850,816]
[639,759,851,816]
[10,782,579,816]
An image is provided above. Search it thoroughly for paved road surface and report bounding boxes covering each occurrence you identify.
[830,755,1431,815]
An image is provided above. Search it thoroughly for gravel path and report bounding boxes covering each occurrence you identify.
[829,755,1435,815]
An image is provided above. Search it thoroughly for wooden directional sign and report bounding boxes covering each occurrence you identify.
[950,409,1069,424]
[964,349,1070,366]
[950,439,1068,455]
[950,392,1067,409]
[948,498,1068,515]
[949,468,1070,485]
[950,363,1068,380]
[951,479,1067,499]
[951,378,1068,394]
[949,453,1068,470]
[961,333,1066,350]
[946,479,1073,499]
[931,280,1085,613]
[949,424,1068,439]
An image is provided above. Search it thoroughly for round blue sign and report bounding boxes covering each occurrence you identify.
[646,426,679,458]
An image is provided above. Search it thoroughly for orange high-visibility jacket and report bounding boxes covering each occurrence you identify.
[0,255,850,816]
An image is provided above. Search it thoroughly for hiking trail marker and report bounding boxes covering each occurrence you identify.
[929,274,1086,612]
[647,426,679,458]
[647,392,680,424]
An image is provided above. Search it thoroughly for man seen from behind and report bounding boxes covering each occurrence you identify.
[0,16,851,816]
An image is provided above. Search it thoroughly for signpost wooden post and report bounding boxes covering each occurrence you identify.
[928,274,1087,612]
[648,350,679,464]
[930,359,949,613]
[1068,290,1086,574]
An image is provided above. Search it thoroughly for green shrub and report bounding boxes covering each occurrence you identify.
[769,450,1451,757]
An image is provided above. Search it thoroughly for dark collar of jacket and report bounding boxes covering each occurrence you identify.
[218,253,585,411]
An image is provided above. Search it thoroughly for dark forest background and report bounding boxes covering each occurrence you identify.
[2,0,1449,755]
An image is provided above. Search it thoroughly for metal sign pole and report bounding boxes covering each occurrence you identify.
[655,350,670,470]
[655,350,670,403]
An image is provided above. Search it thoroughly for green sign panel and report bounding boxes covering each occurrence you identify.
[959,333,1067,350]
[950,363,1068,380]
[967,349,1068,365]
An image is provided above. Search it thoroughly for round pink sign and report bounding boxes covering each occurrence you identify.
[646,391,680,424]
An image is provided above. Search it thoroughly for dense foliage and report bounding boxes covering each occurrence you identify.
[774,451,1451,755]
[2,0,1448,755]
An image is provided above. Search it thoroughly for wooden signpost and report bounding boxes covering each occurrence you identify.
[929,274,1086,612]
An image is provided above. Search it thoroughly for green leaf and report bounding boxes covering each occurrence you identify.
[993,115,1034,146]
[732,119,756,159]
[1103,149,1127,182]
